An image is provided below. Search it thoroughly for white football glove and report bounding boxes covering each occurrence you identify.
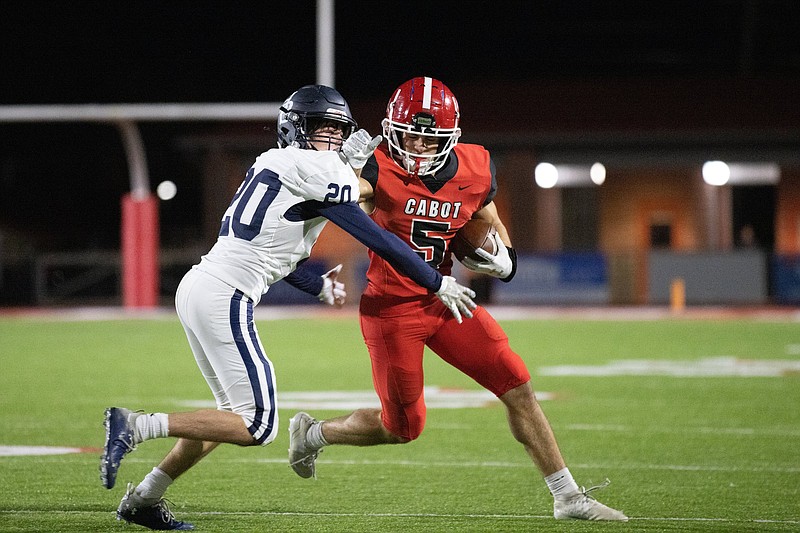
[340,129,383,169]
[460,232,513,279]
[435,276,477,324]
[318,264,346,308]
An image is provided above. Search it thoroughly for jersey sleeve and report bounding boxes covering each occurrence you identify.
[319,201,443,292]
[484,156,498,206]
[283,262,323,296]
[289,151,360,203]
[361,154,379,189]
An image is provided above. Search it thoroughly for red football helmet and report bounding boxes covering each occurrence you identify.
[382,77,462,176]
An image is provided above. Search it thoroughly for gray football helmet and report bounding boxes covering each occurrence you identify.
[277,85,357,150]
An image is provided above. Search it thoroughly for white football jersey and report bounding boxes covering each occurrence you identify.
[196,146,358,302]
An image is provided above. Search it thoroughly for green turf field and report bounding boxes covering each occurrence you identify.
[1,311,799,532]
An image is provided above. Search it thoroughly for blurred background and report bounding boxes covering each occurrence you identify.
[1,0,799,308]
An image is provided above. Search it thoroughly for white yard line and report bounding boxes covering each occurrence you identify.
[1,509,797,525]
[561,423,800,437]
[539,356,800,377]
[175,387,555,410]
[0,445,94,456]
[120,456,800,473]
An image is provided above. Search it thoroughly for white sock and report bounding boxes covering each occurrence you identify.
[132,413,169,444]
[132,467,173,506]
[545,467,580,500]
[306,420,329,450]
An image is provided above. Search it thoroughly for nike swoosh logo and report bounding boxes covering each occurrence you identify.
[458,185,471,190]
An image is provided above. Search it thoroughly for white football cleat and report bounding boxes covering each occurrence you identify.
[553,480,628,521]
[288,412,321,479]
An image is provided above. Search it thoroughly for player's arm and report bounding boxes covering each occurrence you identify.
[357,177,375,214]
[464,201,518,282]
[319,201,477,322]
[283,263,323,296]
[320,201,441,290]
[472,201,512,247]
[358,177,374,201]
[284,262,346,307]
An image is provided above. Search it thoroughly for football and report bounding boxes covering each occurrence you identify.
[450,219,497,262]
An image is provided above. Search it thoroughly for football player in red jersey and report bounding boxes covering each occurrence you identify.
[289,77,627,521]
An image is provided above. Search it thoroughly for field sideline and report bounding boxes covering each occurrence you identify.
[1,305,799,532]
[3,303,800,322]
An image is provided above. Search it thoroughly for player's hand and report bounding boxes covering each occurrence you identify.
[340,129,382,169]
[460,233,513,279]
[435,276,477,324]
[318,264,346,307]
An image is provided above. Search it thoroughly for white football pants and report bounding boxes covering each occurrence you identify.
[175,267,278,445]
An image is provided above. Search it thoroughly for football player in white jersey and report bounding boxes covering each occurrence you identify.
[99,85,477,531]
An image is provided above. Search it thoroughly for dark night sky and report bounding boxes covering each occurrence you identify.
[4,1,799,105]
[1,1,799,253]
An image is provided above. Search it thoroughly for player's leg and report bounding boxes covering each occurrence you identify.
[428,306,627,521]
[313,408,407,446]
[116,439,219,531]
[357,303,429,441]
[503,383,628,520]
[177,276,279,446]
[499,383,566,475]
[115,274,270,448]
[287,406,408,478]
[289,297,428,478]
[101,372,254,489]
[110,272,280,529]
[158,439,220,480]
[427,307,563,467]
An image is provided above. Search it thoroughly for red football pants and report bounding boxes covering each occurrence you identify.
[359,295,531,441]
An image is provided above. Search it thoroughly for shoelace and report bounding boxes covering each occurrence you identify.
[290,448,322,468]
[154,498,181,525]
[100,431,137,483]
[290,448,323,480]
[112,434,137,455]
[105,409,142,455]
[578,478,611,499]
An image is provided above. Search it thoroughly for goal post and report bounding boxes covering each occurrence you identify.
[0,103,281,307]
[121,193,159,307]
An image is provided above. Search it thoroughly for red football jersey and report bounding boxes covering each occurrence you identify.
[364,143,493,297]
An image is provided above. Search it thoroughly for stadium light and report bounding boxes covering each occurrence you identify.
[702,161,781,186]
[534,162,558,188]
[534,162,606,188]
[726,162,781,184]
[590,162,606,185]
[702,161,730,186]
[156,180,178,201]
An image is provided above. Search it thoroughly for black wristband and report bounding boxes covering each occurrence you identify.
[499,246,517,283]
